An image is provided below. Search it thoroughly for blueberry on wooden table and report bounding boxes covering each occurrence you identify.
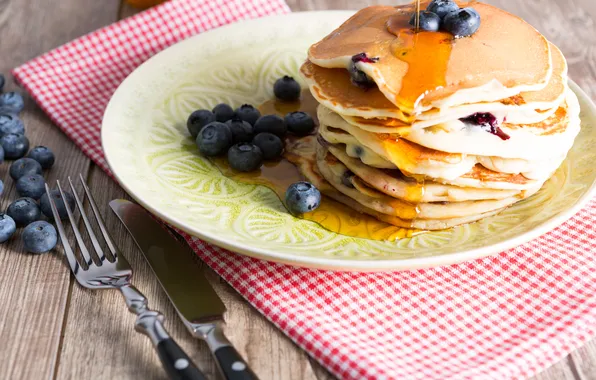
[16,174,46,200]
[0,74,5,92]
[22,221,58,254]
[0,214,16,243]
[227,143,263,172]
[235,104,261,126]
[225,118,254,143]
[1,133,29,160]
[10,157,43,180]
[254,114,287,137]
[0,92,25,114]
[187,109,216,139]
[285,111,316,136]
[285,182,321,216]
[40,190,75,220]
[252,132,283,160]
[274,76,301,102]
[212,103,235,122]
[27,146,55,169]
[7,197,41,227]
[196,121,232,156]
[0,114,25,136]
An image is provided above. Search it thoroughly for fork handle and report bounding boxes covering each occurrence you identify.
[121,286,206,380]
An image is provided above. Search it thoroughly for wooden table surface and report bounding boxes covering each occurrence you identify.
[0,0,595,379]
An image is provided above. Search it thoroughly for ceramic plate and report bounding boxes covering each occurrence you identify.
[102,11,596,271]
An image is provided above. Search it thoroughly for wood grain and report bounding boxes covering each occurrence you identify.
[0,0,595,379]
[0,0,119,379]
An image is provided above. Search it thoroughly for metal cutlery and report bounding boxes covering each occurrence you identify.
[110,199,259,380]
[45,176,206,380]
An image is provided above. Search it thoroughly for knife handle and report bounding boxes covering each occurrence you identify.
[156,335,207,380]
[204,323,259,380]
[214,345,259,380]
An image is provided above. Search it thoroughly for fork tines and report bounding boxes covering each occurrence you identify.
[45,174,117,273]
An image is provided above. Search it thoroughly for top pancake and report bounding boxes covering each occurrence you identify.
[308,2,552,114]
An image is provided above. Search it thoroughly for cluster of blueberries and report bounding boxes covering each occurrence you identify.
[0,74,72,254]
[411,0,481,37]
[188,75,321,216]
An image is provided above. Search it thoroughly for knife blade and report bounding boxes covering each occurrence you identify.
[110,199,259,380]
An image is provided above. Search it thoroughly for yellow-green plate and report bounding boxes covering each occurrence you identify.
[102,11,596,271]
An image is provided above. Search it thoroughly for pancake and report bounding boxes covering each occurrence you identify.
[285,135,507,230]
[302,44,566,127]
[325,143,521,202]
[390,89,581,161]
[318,105,568,180]
[316,142,540,220]
[307,3,552,114]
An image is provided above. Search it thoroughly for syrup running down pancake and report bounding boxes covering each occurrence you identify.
[294,1,580,232]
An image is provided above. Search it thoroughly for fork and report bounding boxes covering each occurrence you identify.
[45,175,206,380]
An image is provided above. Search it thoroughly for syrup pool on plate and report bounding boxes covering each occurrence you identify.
[209,90,420,241]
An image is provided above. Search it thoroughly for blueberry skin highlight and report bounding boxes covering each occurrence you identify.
[22,221,58,254]
[0,214,16,243]
[7,197,41,227]
[27,146,55,169]
[284,182,321,216]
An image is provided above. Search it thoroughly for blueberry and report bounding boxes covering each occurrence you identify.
[212,103,235,122]
[443,8,481,37]
[227,143,263,172]
[0,145,4,164]
[427,0,459,19]
[0,114,25,136]
[16,174,46,200]
[410,11,441,32]
[225,118,253,143]
[285,111,316,136]
[22,221,58,254]
[196,122,232,156]
[0,214,16,243]
[0,74,4,92]
[284,182,321,216]
[235,104,261,126]
[252,133,283,160]
[0,179,3,196]
[10,157,43,180]
[349,54,377,90]
[27,146,55,169]
[341,171,355,188]
[1,133,29,159]
[254,115,287,137]
[187,109,215,139]
[273,76,301,102]
[7,197,41,226]
[40,190,75,220]
[0,92,24,114]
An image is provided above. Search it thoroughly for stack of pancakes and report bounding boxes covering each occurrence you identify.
[295,2,581,231]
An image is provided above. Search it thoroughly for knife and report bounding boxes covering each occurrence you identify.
[110,199,259,380]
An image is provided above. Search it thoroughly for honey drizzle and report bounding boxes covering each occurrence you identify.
[208,91,418,241]
[415,0,421,31]
[387,10,453,110]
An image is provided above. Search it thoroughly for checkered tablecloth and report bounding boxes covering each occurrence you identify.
[12,0,596,379]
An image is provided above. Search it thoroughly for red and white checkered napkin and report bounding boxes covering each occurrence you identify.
[12,0,596,379]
